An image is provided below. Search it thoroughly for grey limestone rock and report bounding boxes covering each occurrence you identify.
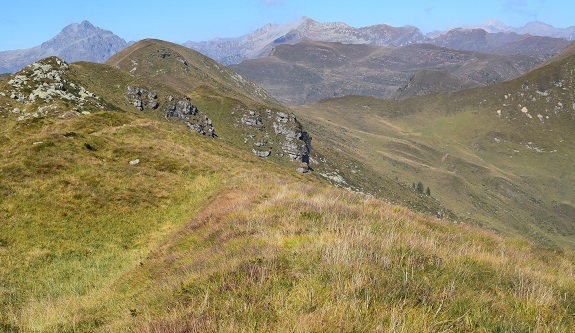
[235,105,311,169]
[4,57,101,120]
[125,86,159,111]
[297,165,309,173]
[163,96,215,137]
[252,149,271,157]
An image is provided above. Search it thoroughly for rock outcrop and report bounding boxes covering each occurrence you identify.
[125,86,215,137]
[2,57,102,120]
[126,86,159,110]
[165,97,215,137]
[236,107,311,171]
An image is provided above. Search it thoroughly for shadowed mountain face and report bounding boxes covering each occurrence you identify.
[491,35,572,58]
[431,28,523,51]
[0,21,128,74]
[395,70,480,99]
[231,41,544,105]
[292,53,575,250]
[539,41,575,66]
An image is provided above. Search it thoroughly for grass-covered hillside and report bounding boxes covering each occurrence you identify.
[104,39,311,170]
[0,42,574,332]
[293,52,575,250]
[1,89,575,332]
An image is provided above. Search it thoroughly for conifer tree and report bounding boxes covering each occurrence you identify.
[417,181,424,193]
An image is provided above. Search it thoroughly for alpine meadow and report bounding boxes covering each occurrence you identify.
[1,14,575,333]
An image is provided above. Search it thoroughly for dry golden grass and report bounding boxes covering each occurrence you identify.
[91,172,575,332]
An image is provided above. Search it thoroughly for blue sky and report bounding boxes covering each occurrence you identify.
[1,0,573,50]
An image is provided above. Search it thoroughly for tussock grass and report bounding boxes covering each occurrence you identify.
[0,107,293,331]
[90,174,574,332]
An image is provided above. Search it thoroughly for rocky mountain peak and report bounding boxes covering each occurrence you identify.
[520,21,559,36]
[298,16,350,30]
[0,21,128,74]
[482,18,510,32]
[41,20,122,50]
[60,20,98,34]
[299,16,316,25]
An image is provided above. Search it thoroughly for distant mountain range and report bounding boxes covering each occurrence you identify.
[431,28,570,56]
[467,19,575,39]
[185,17,574,65]
[1,17,573,75]
[183,17,427,65]
[0,21,128,73]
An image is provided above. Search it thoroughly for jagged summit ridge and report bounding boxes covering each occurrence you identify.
[184,17,427,65]
[60,20,97,34]
[184,16,573,66]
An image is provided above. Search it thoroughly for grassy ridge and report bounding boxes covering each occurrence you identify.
[105,39,279,108]
[0,106,276,331]
[96,40,310,170]
[43,171,575,332]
